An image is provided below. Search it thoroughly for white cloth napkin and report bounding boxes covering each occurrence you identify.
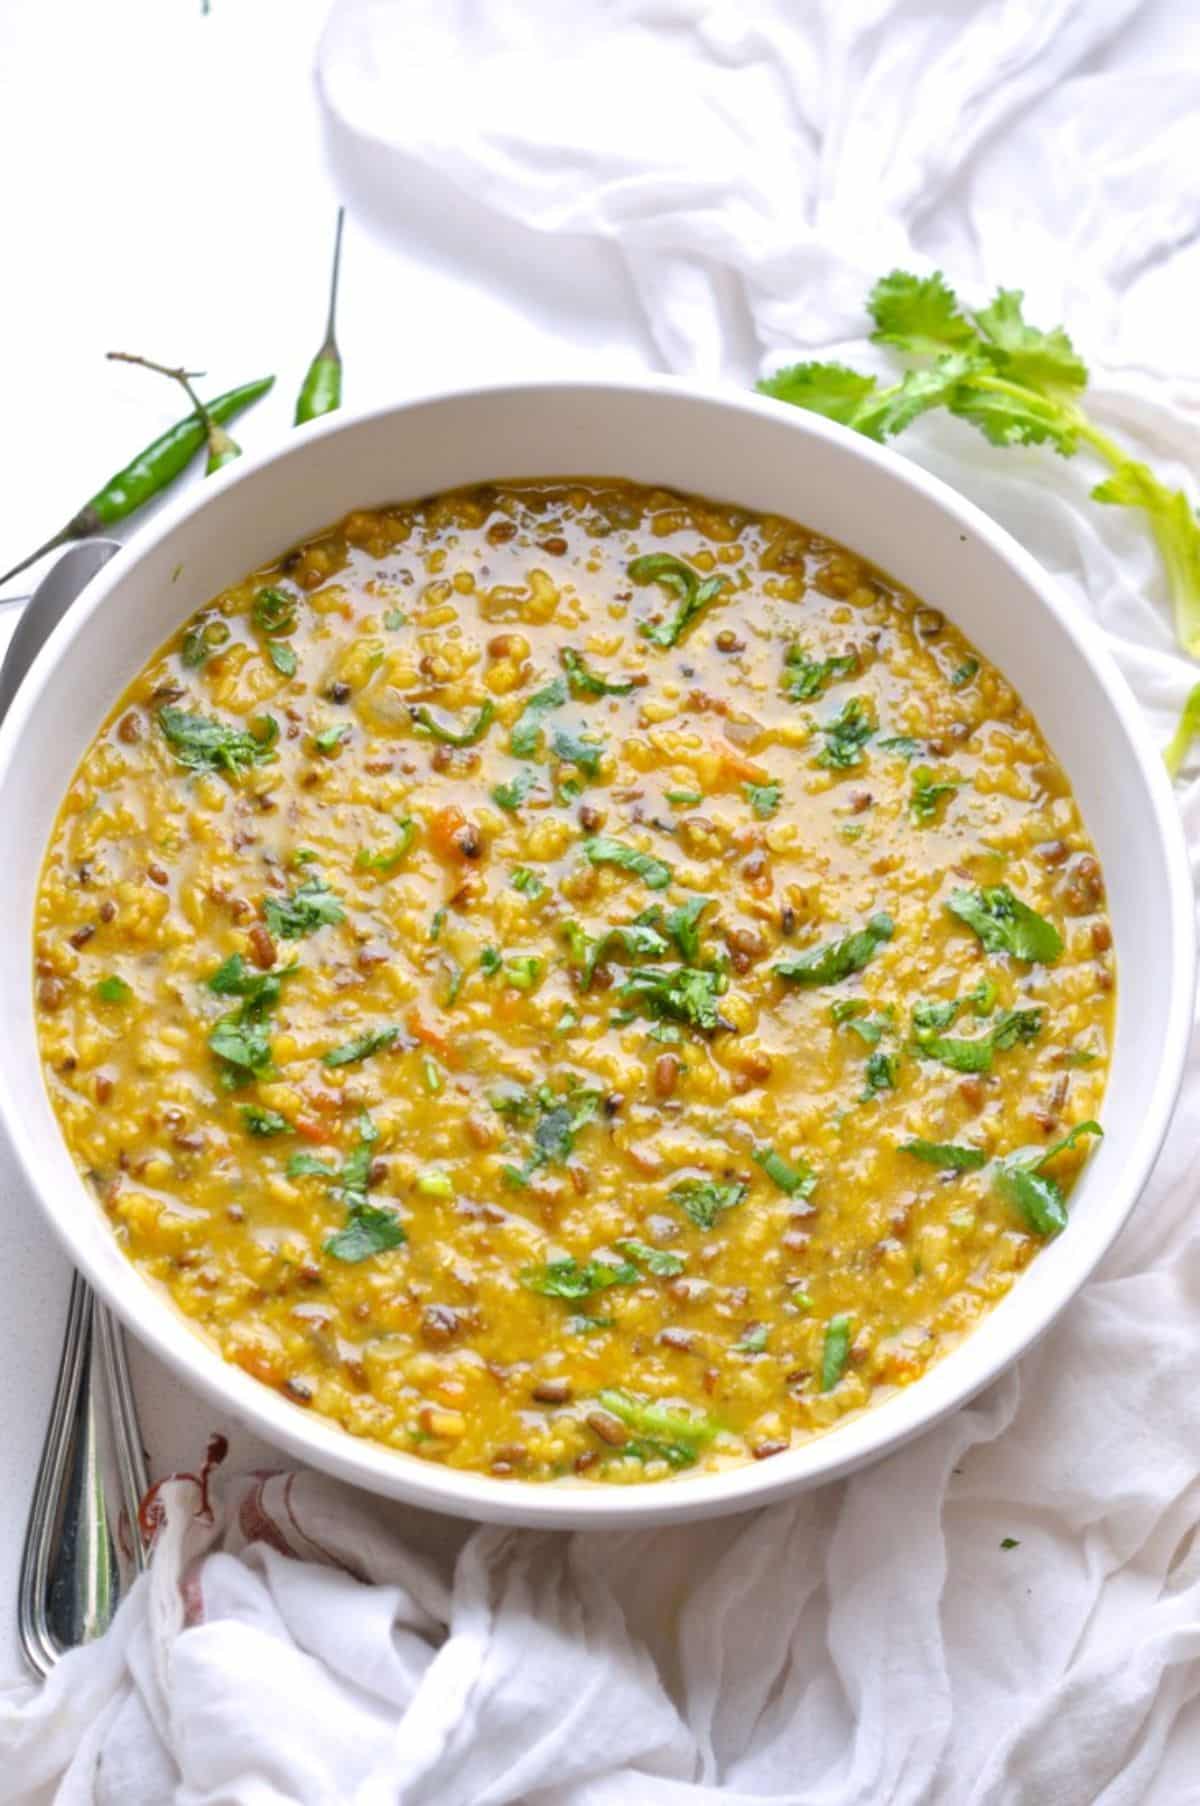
[9,1,1200,1800]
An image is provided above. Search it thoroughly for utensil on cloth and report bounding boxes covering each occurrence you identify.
[8,539,151,1677]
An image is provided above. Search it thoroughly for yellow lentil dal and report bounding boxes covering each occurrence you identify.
[34,480,1113,1483]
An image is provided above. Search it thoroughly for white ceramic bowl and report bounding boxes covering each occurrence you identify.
[1,378,1191,1530]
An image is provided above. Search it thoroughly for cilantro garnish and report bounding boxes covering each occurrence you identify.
[159,707,278,778]
[562,648,635,697]
[510,678,567,758]
[628,553,729,648]
[263,876,345,941]
[669,1176,747,1230]
[992,1121,1103,1237]
[781,644,858,702]
[774,913,894,985]
[743,781,782,818]
[410,701,495,747]
[584,836,673,890]
[946,886,1063,964]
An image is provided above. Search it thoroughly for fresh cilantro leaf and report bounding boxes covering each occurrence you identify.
[619,965,724,1032]
[206,954,295,1016]
[781,644,859,702]
[665,787,703,807]
[1094,468,1200,664]
[991,1126,1104,1240]
[774,913,894,985]
[181,616,230,667]
[734,1323,769,1354]
[313,723,351,754]
[950,657,979,689]
[384,607,407,630]
[617,1239,686,1277]
[552,724,605,776]
[480,946,502,976]
[868,270,978,359]
[264,876,345,941]
[862,1050,899,1098]
[241,1105,289,1137]
[252,587,297,634]
[511,866,545,898]
[562,648,635,697]
[503,955,542,991]
[972,289,1087,394]
[946,886,1063,964]
[208,1015,274,1086]
[663,896,711,961]
[744,781,782,818]
[816,697,874,769]
[913,1006,1041,1074]
[267,641,297,677]
[628,554,729,648]
[94,975,131,1004]
[325,1205,406,1263]
[899,1139,985,1172]
[492,766,540,811]
[322,1025,400,1067]
[877,735,923,760]
[911,765,959,825]
[159,707,278,778]
[757,361,878,425]
[670,1176,747,1230]
[510,678,567,757]
[521,1257,638,1299]
[585,836,673,890]
[410,701,495,747]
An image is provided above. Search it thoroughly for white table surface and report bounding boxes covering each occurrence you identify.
[0,0,668,1687]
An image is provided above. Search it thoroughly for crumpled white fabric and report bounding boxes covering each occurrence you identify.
[9,1,1200,1800]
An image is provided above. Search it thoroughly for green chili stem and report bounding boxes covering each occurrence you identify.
[107,351,241,474]
[0,375,273,588]
[294,206,346,424]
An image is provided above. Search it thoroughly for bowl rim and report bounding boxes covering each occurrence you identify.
[2,372,1193,1529]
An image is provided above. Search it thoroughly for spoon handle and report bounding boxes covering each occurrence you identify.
[18,1275,149,1675]
[4,539,150,1676]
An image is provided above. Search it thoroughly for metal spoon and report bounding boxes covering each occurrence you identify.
[9,540,151,1677]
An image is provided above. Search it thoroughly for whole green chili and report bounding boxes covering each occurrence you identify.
[0,374,274,585]
[294,207,345,425]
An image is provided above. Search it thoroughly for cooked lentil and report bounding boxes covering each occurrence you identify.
[34,479,1113,1483]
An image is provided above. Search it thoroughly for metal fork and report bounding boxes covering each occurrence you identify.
[8,542,151,1676]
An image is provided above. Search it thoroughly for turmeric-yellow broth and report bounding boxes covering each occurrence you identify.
[34,481,1113,1483]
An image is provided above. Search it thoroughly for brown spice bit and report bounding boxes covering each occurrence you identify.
[1063,852,1104,913]
[741,848,772,896]
[848,790,873,814]
[586,1409,629,1447]
[752,1439,790,1461]
[36,976,65,1011]
[538,536,568,556]
[532,1378,572,1405]
[653,1053,680,1099]
[283,1378,314,1404]
[727,925,767,963]
[147,863,169,887]
[420,1304,461,1345]
[486,520,517,547]
[116,711,141,744]
[357,945,389,972]
[363,757,394,777]
[99,899,117,924]
[958,1076,985,1112]
[1036,838,1070,867]
[493,1442,529,1466]
[1091,920,1112,953]
[780,904,797,936]
[579,803,605,833]
[1097,967,1114,992]
[326,680,352,704]
[68,923,96,950]
[715,629,744,653]
[574,1449,599,1474]
[368,1159,388,1186]
[915,607,944,637]
[603,1092,624,1118]
[658,1327,698,1353]
[464,1114,496,1150]
[248,923,277,970]
[172,1130,206,1153]
[94,1072,114,1106]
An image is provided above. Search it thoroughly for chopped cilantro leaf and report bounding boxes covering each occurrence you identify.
[744,781,782,818]
[325,1205,405,1263]
[267,641,297,678]
[946,886,1063,964]
[322,1025,400,1068]
[585,836,673,890]
[781,644,858,702]
[94,975,131,1004]
[241,1105,290,1137]
[774,913,894,985]
[521,1257,638,1299]
[510,678,567,758]
[562,648,635,697]
[410,701,495,747]
[492,766,539,811]
[628,553,729,648]
[899,1139,985,1172]
[815,697,874,770]
[617,1239,686,1277]
[670,1176,748,1230]
[159,707,278,778]
[911,765,959,825]
[264,876,345,940]
[619,965,724,1031]
[753,1146,816,1197]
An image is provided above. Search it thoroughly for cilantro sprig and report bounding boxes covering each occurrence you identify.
[757,269,1200,769]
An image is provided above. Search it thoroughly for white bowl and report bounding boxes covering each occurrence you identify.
[1,378,1191,1530]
